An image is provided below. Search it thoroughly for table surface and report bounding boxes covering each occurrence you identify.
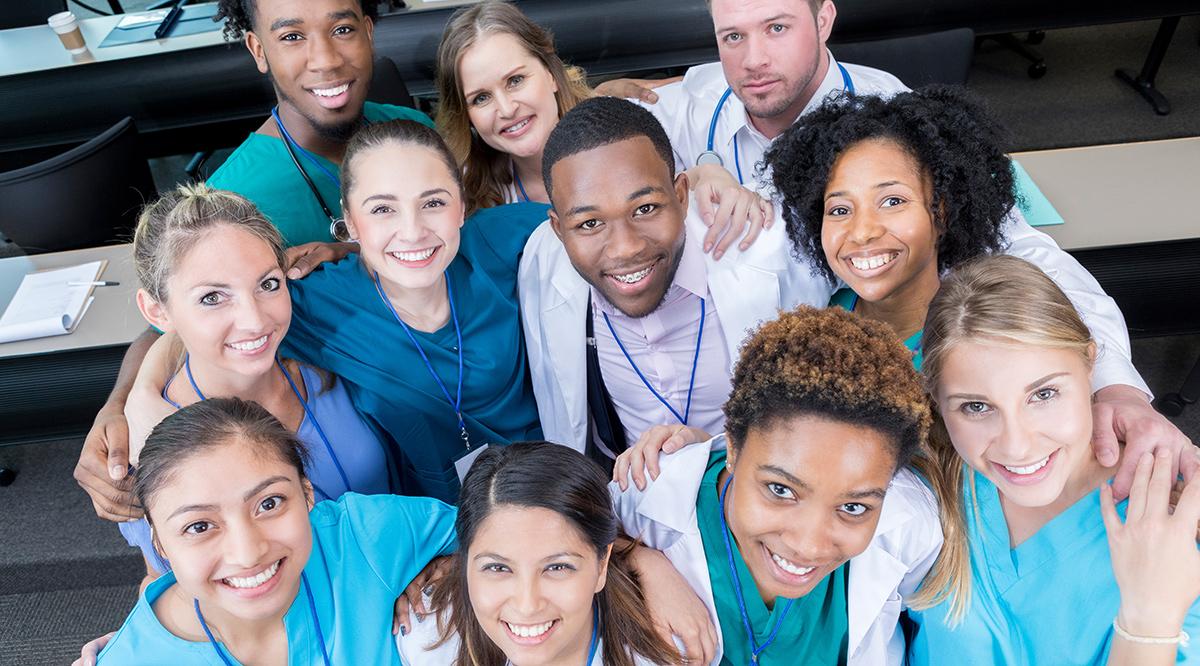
[1013,137,1200,251]
[0,244,144,360]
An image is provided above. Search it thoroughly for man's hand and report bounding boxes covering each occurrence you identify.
[614,425,710,492]
[594,76,683,104]
[1093,384,1197,499]
[285,241,358,280]
[73,404,140,522]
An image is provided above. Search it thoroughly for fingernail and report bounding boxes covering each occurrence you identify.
[739,242,749,251]
[704,242,713,252]
[714,250,724,260]
[110,465,125,479]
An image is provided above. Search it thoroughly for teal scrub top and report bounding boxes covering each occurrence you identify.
[830,288,923,370]
[696,450,849,665]
[907,468,1200,664]
[206,102,433,247]
[97,493,457,665]
[283,202,550,503]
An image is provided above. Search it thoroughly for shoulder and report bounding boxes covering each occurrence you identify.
[841,61,909,97]
[829,288,856,310]
[288,254,365,304]
[207,134,286,189]
[98,576,199,663]
[364,101,434,128]
[679,62,730,100]
[462,201,552,268]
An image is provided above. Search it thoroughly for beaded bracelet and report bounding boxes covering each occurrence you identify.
[1112,618,1191,648]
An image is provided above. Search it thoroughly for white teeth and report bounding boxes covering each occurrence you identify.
[390,247,436,262]
[850,253,898,271]
[771,552,815,577]
[223,560,280,589]
[227,335,268,351]
[1002,455,1051,475]
[611,266,652,284]
[312,83,349,97]
[501,118,531,134]
[505,620,554,638]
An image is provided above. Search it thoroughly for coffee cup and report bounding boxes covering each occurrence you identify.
[48,12,87,54]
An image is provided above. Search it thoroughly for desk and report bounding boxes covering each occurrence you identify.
[1012,137,1200,335]
[0,244,144,445]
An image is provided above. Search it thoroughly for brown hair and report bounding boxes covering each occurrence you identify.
[431,442,682,666]
[910,254,1094,622]
[340,119,464,202]
[434,0,592,214]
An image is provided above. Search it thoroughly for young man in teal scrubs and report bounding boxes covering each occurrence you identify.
[207,0,432,248]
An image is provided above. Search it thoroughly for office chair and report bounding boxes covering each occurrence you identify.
[1155,356,1200,417]
[0,117,156,254]
[184,56,416,181]
[830,28,976,88]
[0,0,67,29]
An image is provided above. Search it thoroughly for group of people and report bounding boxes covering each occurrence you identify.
[68,0,1199,664]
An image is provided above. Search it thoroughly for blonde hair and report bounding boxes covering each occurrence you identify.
[133,183,284,303]
[434,0,592,215]
[908,254,1094,622]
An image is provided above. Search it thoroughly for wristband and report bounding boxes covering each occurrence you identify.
[1113,618,1190,648]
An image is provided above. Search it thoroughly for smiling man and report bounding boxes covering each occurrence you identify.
[206,0,432,247]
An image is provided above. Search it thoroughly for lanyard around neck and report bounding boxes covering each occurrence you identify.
[195,571,331,666]
[371,270,471,451]
[600,296,704,426]
[271,106,341,189]
[719,474,796,664]
[512,161,531,203]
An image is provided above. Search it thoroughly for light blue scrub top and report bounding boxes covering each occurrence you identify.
[829,288,923,369]
[907,469,1200,664]
[98,493,457,665]
[118,364,392,575]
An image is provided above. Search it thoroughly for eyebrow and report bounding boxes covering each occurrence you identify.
[164,476,291,522]
[420,188,452,199]
[843,487,888,501]
[270,10,358,32]
[564,186,665,218]
[759,464,811,491]
[464,66,527,99]
[1025,372,1069,392]
[716,12,797,34]
[190,266,280,291]
[825,181,910,200]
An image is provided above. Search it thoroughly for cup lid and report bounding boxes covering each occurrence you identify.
[48,11,77,27]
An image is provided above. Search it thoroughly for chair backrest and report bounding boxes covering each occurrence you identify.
[0,0,67,30]
[367,56,416,109]
[830,27,976,88]
[0,117,157,254]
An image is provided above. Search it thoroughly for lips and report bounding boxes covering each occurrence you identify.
[991,449,1060,486]
[741,79,780,95]
[763,544,824,590]
[843,250,901,278]
[499,115,535,138]
[602,258,659,296]
[217,557,285,599]
[225,333,271,356]
[503,618,558,646]
[387,246,440,268]
[307,80,354,110]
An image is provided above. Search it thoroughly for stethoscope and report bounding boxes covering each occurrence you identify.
[697,63,856,185]
[272,106,350,241]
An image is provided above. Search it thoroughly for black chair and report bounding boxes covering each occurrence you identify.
[831,28,976,88]
[0,0,66,30]
[0,117,156,254]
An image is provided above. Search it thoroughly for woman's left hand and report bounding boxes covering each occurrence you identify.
[393,555,453,636]
[686,163,774,261]
[631,545,717,664]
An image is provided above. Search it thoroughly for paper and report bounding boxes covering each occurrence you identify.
[0,261,104,344]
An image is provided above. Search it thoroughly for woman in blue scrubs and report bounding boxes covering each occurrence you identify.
[908,255,1200,664]
[97,397,456,665]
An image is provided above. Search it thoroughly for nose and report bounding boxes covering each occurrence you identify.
[306,33,345,73]
[846,208,885,246]
[605,220,648,264]
[778,513,840,564]
[743,34,770,71]
[512,575,546,617]
[233,295,268,332]
[224,519,270,570]
[495,90,518,119]
[994,411,1037,462]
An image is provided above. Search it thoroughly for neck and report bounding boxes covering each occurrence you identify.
[746,51,831,140]
[854,268,941,342]
[275,101,349,165]
[379,272,451,333]
[194,594,289,658]
[511,153,547,201]
[182,354,284,406]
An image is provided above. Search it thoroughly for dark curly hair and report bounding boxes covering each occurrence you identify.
[723,306,931,472]
[215,0,378,41]
[764,85,1015,285]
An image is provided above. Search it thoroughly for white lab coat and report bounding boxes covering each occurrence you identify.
[518,204,831,452]
[609,437,943,666]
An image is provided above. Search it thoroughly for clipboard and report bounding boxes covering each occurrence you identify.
[99,4,222,48]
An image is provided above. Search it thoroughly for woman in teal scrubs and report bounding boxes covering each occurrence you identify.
[908,255,1200,664]
[97,397,457,665]
[764,86,1015,369]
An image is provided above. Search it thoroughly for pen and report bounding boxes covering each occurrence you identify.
[154,0,186,39]
[68,281,121,287]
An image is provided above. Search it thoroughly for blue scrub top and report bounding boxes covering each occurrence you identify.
[829,288,923,369]
[907,469,1200,664]
[283,202,550,503]
[98,493,457,665]
[118,364,393,574]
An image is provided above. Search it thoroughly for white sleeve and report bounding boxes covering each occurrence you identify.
[631,81,689,173]
[1000,208,1151,397]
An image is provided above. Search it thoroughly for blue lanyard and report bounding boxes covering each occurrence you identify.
[195,571,331,666]
[512,162,531,203]
[719,475,796,664]
[170,356,349,501]
[599,297,704,426]
[271,106,341,189]
[710,62,855,186]
[371,270,472,450]
[584,603,600,664]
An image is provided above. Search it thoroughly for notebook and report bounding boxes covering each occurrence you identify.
[0,261,106,344]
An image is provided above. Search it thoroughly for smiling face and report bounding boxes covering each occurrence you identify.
[138,225,290,382]
[725,415,896,602]
[710,0,834,132]
[937,341,1095,508]
[148,436,313,625]
[343,140,465,291]
[467,506,609,666]
[245,0,374,140]
[821,138,940,306]
[459,31,561,162]
[548,136,689,318]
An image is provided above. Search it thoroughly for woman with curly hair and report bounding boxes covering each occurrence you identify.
[610,305,945,665]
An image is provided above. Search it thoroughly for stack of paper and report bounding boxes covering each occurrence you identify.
[0,261,106,344]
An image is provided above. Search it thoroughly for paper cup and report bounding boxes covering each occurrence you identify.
[48,11,87,54]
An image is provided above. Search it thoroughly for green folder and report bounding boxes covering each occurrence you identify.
[1011,158,1064,227]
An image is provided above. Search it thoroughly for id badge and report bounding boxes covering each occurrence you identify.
[454,443,490,484]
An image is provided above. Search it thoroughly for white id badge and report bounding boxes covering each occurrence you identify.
[454,443,490,484]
